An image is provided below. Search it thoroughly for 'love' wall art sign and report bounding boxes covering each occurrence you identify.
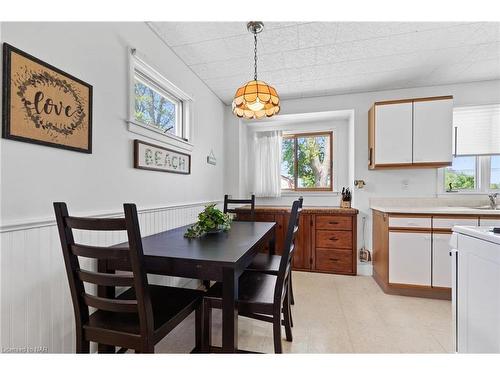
[2,43,93,153]
[134,140,191,174]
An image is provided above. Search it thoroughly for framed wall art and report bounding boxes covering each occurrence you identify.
[2,43,93,153]
[134,139,191,174]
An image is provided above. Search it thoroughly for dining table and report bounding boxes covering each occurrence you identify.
[97,220,276,353]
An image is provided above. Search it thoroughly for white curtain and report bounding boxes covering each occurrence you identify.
[252,130,282,197]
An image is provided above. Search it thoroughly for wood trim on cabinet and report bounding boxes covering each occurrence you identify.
[374,95,453,106]
[373,209,458,300]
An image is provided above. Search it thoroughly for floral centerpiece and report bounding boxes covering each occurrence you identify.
[184,204,232,238]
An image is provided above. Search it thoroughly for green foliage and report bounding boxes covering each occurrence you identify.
[282,136,330,189]
[134,80,176,133]
[184,204,232,238]
[445,171,475,190]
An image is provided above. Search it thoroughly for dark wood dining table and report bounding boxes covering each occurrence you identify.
[97,220,276,353]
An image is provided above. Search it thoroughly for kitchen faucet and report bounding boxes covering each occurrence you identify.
[488,193,499,209]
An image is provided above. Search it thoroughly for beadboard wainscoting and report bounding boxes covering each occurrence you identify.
[0,201,219,353]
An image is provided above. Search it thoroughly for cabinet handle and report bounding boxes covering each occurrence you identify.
[329,237,338,241]
[329,221,339,225]
[329,258,339,262]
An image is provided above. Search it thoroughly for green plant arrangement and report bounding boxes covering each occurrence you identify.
[184,204,232,238]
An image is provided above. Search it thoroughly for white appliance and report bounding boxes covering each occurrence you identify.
[451,226,500,353]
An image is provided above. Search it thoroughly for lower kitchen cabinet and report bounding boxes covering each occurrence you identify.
[432,232,453,288]
[236,206,358,275]
[389,231,431,286]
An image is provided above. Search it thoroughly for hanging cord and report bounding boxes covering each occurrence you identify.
[253,31,258,81]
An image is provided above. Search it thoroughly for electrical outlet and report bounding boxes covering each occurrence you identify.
[401,179,409,190]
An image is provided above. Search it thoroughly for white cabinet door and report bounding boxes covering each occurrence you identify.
[375,102,413,165]
[432,233,452,288]
[389,231,432,286]
[413,99,453,164]
[457,234,500,353]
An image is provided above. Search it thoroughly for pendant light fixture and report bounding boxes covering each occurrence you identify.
[232,21,280,119]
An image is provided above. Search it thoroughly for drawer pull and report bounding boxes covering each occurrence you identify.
[329,237,338,241]
[329,221,339,225]
[329,258,339,262]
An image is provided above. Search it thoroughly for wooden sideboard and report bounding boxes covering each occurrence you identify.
[235,206,359,275]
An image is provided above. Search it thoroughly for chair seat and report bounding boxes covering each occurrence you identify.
[246,253,281,274]
[205,272,278,314]
[86,285,204,344]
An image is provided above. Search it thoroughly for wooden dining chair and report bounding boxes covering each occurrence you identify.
[246,196,303,310]
[223,194,256,221]
[201,194,256,290]
[54,202,204,353]
[202,199,302,353]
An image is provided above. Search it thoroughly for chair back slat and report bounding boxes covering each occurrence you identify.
[274,200,302,302]
[65,216,127,231]
[83,294,138,313]
[71,244,130,260]
[54,202,155,346]
[78,270,135,287]
[224,194,255,220]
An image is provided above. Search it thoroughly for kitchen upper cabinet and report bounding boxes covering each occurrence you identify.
[432,232,453,288]
[368,96,453,169]
[389,231,432,286]
[413,98,453,164]
[373,102,413,166]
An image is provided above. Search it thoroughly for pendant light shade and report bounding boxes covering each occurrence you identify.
[232,22,280,120]
[232,80,280,119]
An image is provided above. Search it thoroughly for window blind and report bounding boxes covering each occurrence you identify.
[453,104,500,156]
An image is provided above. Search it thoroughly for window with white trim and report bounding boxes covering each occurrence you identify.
[129,49,193,151]
[440,104,500,193]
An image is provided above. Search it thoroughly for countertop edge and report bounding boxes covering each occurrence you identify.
[235,205,359,215]
[370,205,500,216]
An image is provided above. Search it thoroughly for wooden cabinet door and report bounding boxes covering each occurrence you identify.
[293,214,312,270]
[413,99,453,164]
[374,102,413,165]
[389,231,431,286]
[432,233,452,288]
[274,214,286,256]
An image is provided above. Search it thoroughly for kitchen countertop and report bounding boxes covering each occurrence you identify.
[235,205,359,215]
[371,205,500,216]
[453,226,500,245]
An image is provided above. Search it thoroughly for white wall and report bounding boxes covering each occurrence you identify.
[0,22,225,352]
[1,22,225,225]
[224,79,500,274]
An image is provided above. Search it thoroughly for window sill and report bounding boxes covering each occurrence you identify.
[281,190,340,197]
[128,120,193,153]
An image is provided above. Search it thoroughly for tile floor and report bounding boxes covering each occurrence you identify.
[156,272,453,353]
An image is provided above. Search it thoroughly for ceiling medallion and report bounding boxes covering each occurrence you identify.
[232,21,280,120]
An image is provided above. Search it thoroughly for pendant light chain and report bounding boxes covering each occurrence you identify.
[254,31,258,81]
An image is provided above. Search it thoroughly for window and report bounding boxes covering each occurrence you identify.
[129,50,193,152]
[134,73,181,137]
[441,105,500,193]
[444,156,477,191]
[281,132,333,191]
[490,155,500,189]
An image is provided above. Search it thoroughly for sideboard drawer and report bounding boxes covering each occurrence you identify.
[316,230,352,249]
[316,215,352,230]
[315,248,353,273]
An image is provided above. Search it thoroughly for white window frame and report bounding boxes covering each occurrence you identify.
[128,48,194,153]
[438,155,500,194]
